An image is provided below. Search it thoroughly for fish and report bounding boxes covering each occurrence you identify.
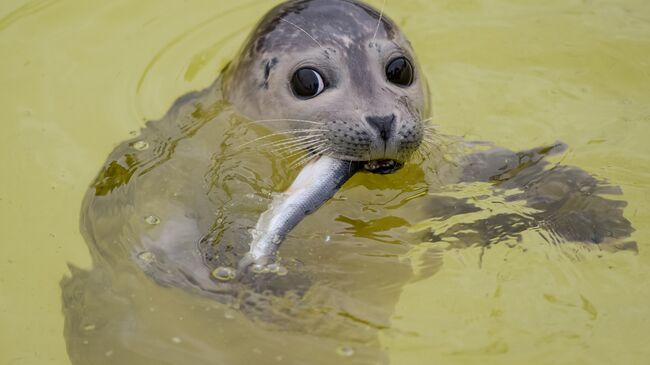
[238,156,360,271]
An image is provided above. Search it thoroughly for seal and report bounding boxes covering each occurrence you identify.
[222,0,429,173]
[62,1,635,363]
[212,0,434,268]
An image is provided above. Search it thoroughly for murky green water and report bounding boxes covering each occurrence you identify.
[1,1,650,364]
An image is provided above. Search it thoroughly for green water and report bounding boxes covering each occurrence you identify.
[1,1,650,364]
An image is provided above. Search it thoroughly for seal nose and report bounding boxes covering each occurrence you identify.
[365,114,395,141]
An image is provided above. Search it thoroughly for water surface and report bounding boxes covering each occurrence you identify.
[1,1,649,364]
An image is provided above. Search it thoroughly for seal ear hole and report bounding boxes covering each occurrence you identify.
[290,68,326,99]
[386,57,414,86]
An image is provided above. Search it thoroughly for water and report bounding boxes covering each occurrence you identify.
[1,0,649,364]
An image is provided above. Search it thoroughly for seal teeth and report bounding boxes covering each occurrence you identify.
[363,159,400,174]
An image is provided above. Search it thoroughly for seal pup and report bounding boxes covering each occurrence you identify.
[218,0,432,268]
[62,1,635,364]
[63,3,436,363]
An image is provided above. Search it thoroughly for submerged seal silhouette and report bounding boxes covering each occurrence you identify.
[223,0,429,173]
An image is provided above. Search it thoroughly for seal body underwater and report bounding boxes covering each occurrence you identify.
[61,0,635,364]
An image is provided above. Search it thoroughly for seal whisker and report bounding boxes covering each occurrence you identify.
[266,128,327,135]
[279,141,327,160]
[296,150,329,168]
[269,141,323,155]
[418,135,435,150]
[410,148,426,163]
[288,153,314,169]
[423,127,440,135]
[242,118,324,128]
[264,136,326,154]
[251,128,326,139]
[421,139,440,155]
[371,0,387,44]
[262,134,323,149]
[270,136,325,149]
[280,18,324,49]
[240,129,327,148]
[271,140,326,156]
[420,141,434,155]
[289,147,330,168]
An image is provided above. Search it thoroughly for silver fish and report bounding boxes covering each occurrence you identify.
[239,156,359,270]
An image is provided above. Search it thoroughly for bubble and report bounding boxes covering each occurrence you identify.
[267,263,288,276]
[132,140,149,151]
[171,337,182,344]
[250,263,268,274]
[336,345,355,357]
[272,234,282,245]
[324,235,331,242]
[144,215,160,225]
[137,251,155,263]
[211,266,236,281]
[105,350,114,357]
[276,266,288,276]
[82,323,96,331]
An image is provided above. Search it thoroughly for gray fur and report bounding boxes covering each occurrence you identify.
[223,0,428,162]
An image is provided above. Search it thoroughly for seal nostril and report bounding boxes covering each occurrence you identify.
[365,114,395,142]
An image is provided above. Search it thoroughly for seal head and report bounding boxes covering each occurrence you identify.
[223,0,429,173]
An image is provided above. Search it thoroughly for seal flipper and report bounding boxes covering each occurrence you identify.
[422,142,635,249]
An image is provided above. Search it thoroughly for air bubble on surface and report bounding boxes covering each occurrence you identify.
[336,345,355,357]
[272,234,282,245]
[250,263,268,274]
[267,263,288,276]
[211,266,236,281]
[82,323,96,331]
[144,215,160,225]
[138,251,155,263]
[132,140,149,151]
[276,266,288,276]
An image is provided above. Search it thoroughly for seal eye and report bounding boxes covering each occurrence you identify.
[385,57,414,86]
[290,68,325,98]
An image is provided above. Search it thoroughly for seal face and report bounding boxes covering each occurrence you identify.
[223,0,429,173]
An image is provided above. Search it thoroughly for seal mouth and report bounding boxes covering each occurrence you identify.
[363,159,403,174]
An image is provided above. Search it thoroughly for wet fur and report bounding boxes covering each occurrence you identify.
[61,1,635,364]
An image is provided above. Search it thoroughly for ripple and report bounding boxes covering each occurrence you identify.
[0,0,58,32]
[135,0,271,94]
